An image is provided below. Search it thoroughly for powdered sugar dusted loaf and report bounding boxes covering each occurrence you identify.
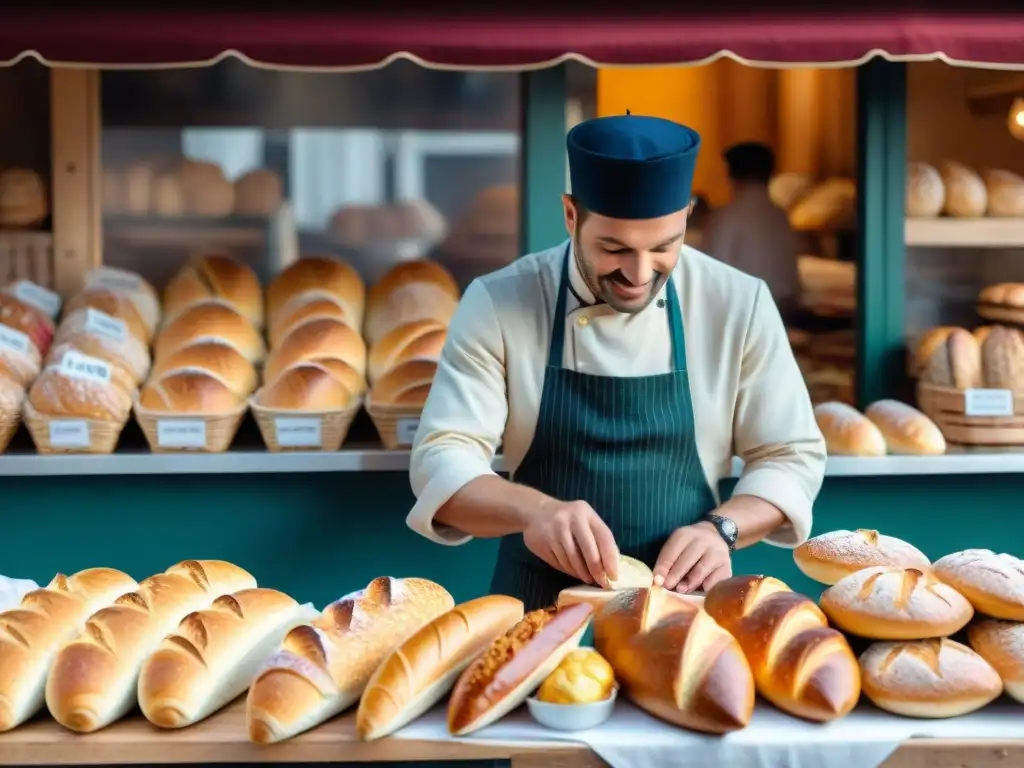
[933,549,1024,621]
[794,529,930,586]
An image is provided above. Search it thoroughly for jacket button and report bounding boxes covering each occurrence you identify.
[577,316,589,327]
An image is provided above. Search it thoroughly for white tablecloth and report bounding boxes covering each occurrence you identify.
[395,699,1024,768]
[0,575,38,612]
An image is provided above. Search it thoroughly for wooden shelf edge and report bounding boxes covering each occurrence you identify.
[906,217,1024,248]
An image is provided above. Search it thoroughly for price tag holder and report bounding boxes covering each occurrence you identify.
[156,420,207,449]
[87,267,141,293]
[83,308,128,342]
[57,350,112,384]
[274,417,323,448]
[48,420,90,448]
[395,418,420,447]
[0,324,31,355]
[10,280,61,318]
[964,388,1014,417]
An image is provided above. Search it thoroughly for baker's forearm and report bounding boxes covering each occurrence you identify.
[718,494,787,549]
[434,476,553,538]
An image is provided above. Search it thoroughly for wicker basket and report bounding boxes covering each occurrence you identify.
[917,382,1024,445]
[250,394,362,452]
[133,401,247,453]
[0,407,19,453]
[365,397,424,450]
[23,402,127,454]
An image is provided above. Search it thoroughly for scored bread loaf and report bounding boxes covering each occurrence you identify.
[913,326,957,379]
[154,303,265,365]
[28,364,133,421]
[164,253,263,328]
[859,638,1002,718]
[139,371,244,415]
[985,169,1024,217]
[266,256,366,330]
[357,595,524,741]
[368,319,447,384]
[703,575,860,721]
[819,566,973,640]
[82,267,161,336]
[980,324,1024,388]
[148,342,257,398]
[263,318,367,383]
[63,289,152,344]
[256,363,358,411]
[794,529,930,586]
[45,346,137,396]
[369,359,436,408]
[967,620,1024,703]
[918,328,982,389]
[594,586,754,733]
[940,161,987,218]
[0,293,54,356]
[905,162,945,218]
[813,402,886,456]
[52,308,151,384]
[233,169,282,216]
[269,357,366,399]
[46,560,255,733]
[268,298,353,349]
[364,261,460,346]
[246,577,454,744]
[932,549,1024,621]
[139,589,318,728]
[0,568,137,732]
[864,400,945,456]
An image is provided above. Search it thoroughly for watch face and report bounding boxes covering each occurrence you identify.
[721,518,738,540]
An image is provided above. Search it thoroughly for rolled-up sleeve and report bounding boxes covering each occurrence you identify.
[407,281,507,546]
[731,281,826,547]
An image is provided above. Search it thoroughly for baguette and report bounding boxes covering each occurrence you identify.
[967,620,1024,703]
[357,595,524,741]
[932,549,1024,621]
[813,402,886,456]
[45,560,256,733]
[593,586,754,733]
[0,568,138,732]
[793,529,931,586]
[247,577,453,744]
[703,575,860,722]
[139,589,319,728]
[448,602,593,736]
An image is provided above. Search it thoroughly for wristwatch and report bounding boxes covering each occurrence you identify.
[705,513,738,552]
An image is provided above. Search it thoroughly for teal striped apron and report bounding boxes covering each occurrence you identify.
[490,243,719,611]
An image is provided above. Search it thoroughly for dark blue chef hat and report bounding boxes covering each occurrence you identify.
[567,114,701,220]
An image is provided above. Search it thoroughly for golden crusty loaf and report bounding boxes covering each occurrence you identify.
[594,586,754,733]
[918,328,982,388]
[53,308,151,384]
[44,346,137,397]
[905,162,945,218]
[794,529,931,586]
[819,566,973,640]
[859,638,1002,718]
[178,159,234,216]
[967,620,1024,703]
[233,169,282,216]
[813,402,886,456]
[163,253,264,328]
[980,324,1024,389]
[272,357,367,398]
[940,161,987,218]
[63,288,152,344]
[985,169,1024,217]
[256,363,358,411]
[83,267,161,336]
[0,568,138,732]
[703,575,860,722]
[266,256,366,329]
[978,284,1024,325]
[864,400,945,456]
[268,298,353,349]
[139,371,244,415]
[246,577,454,744]
[139,589,318,728]
[364,260,460,346]
[913,326,957,378]
[46,560,256,733]
[148,342,257,398]
[264,318,367,383]
[370,359,437,408]
[932,549,1024,621]
[368,319,447,385]
[28,365,133,422]
[154,303,265,364]
[357,595,524,741]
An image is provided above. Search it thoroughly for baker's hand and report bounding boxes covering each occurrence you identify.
[523,499,620,587]
[654,521,731,593]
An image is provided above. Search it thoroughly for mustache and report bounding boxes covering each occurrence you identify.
[602,270,661,288]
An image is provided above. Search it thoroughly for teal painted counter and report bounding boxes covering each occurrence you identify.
[1,470,1010,606]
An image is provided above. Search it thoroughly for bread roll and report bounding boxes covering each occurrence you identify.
[178,159,234,216]
[139,371,244,415]
[703,575,860,722]
[63,288,152,344]
[788,179,856,231]
[0,293,54,356]
[364,261,460,346]
[967,620,1024,702]
[246,577,454,744]
[163,253,263,328]
[28,365,132,421]
[46,560,256,733]
[978,284,1024,323]
[45,346,136,396]
[813,402,886,456]
[256,363,358,411]
[139,589,318,728]
[985,169,1024,217]
[266,256,365,329]
[905,162,945,218]
[357,595,525,741]
[83,267,161,336]
[263,318,366,383]
[154,303,265,364]
[272,356,367,399]
[268,298,353,349]
[864,400,945,456]
[368,320,447,384]
[233,169,282,216]
[594,587,754,733]
[859,638,1001,718]
[819,566,973,640]
[0,568,138,732]
[932,549,1024,621]
[940,161,987,218]
[148,342,257,398]
[152,171,185,216]
[52,308,151,383]
[370,359,436,407]
[794,529,931,586]
[0,168,48,227]
[981,325,1024,390]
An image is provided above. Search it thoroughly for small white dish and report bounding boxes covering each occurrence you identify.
[526,687,617,731]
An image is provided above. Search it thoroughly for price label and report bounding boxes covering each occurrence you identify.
[10,280,61,318]
[0,324,31,355]
[395,418,420,447]
[48,420,90,448]
[83,308,127,342]
[964,388,1014,417]
[274,417,323,448]
[57,350,112,384]
[87,267,141,293]
[156,420,207,448]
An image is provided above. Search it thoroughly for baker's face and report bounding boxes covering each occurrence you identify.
[563,194,690,314]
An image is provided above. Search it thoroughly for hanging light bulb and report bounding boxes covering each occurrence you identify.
[1008,97,1024,141]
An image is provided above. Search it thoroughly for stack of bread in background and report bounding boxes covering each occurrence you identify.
[906,161,1024,218]
[813,399,946,456]
[328,200,447,249]
[436,185,519,286]
[796,529,1024,718]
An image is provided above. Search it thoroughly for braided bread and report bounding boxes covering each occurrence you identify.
[703,575,860,721]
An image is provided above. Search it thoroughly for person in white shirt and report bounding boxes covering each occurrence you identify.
[406,115,825,610]
[704,142,803,318]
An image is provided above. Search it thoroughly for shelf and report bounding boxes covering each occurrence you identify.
[905,217,1024,248]
[103,213,275,249]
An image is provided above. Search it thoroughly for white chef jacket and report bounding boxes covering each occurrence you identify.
[407,240,825,549]
[703,185,803,308]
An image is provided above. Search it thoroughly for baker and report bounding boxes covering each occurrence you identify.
[407,114,826,611]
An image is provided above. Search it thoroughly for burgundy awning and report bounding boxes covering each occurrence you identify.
[3,10,1024,70]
